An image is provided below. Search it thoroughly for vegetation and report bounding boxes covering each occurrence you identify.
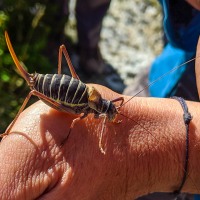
[0,1,71,132]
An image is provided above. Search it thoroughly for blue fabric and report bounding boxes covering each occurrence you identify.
[149,0,200,97]
[149,44,193,97]
[195,194,200,200]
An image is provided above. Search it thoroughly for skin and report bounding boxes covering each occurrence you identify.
[187,0,200,10]
[1,30,200,200]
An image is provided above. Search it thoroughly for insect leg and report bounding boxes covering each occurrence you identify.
[111,97,124,124]
[1,90,36,137]
[99,115,107,154]
[1,90,72,138]
[111,97,124,108]
[61,113,88,146]
[58,45,80,80]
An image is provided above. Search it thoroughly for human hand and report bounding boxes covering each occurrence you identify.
[2,83,200,199]
[0,89,132,200]
[0,88,150,200]
[1,35,200,200]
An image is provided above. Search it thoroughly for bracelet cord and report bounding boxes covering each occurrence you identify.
[171,96,192,200]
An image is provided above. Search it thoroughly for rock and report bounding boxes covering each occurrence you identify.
[100,0,163,94]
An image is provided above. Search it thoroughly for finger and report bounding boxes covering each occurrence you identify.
[195,37,200,98]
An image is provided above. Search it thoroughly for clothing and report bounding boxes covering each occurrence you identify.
[149,0,200,100]
[45,0,111,50]
[44,0,120,84]
[76,0,111,50]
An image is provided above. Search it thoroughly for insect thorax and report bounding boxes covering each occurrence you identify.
[87,86,117,121]
[99,99,117,121]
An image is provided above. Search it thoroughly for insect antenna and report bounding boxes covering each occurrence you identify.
[121,57,198,107]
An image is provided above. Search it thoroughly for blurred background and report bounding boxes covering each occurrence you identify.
[0,0,162,133]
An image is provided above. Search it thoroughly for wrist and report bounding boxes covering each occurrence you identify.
[84,85,200,197]
[115,97,198,198]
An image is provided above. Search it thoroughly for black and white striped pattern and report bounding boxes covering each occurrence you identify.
[34,74,88,106]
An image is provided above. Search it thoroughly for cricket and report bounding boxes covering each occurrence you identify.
[1,31,198,150]
[2,31,125,153]
[1,31,200,196]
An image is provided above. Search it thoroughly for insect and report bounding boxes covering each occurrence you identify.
[2,31,124,153]
[2,31,200,197]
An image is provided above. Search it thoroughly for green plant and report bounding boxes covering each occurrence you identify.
[0,1,70,132]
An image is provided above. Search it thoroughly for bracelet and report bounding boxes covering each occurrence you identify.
[171,96,192,198]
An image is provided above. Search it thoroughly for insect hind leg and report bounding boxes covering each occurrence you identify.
[1,90,36,137]
[58,45,80,80]
[1,90,71,138]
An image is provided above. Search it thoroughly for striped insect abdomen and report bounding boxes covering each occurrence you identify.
[34,74,88,106]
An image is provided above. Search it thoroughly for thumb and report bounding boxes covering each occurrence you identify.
[195,37,200,98]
